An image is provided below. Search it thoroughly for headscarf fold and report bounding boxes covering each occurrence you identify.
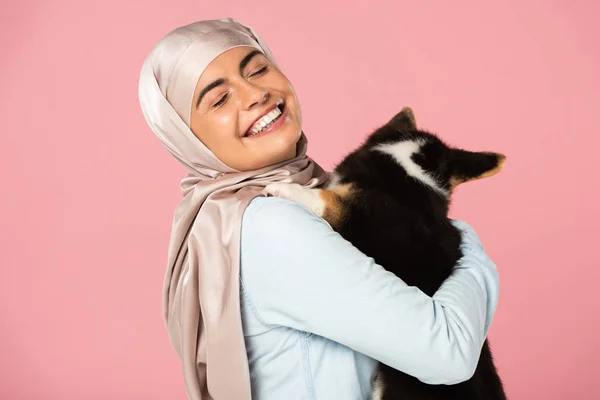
[138,18,328,399]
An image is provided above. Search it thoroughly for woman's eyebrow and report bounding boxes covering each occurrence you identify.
[239,50,262,73]
[195,50,264,109]
[196,78,226,109]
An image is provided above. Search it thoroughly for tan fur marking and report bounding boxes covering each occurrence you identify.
[332,183,353,197]
[318,183,355,229]
[449,177,462,190]
[477,155,506,179]
[400,106,417,129]
[450,155,506,190]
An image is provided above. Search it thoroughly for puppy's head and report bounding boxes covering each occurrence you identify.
[366,107,506,197]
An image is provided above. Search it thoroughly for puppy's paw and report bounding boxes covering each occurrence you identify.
[263,183,298,198]
[263,183,325,217]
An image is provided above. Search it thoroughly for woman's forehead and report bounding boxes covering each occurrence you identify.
[203,46,264,75]
[195,46,266,94]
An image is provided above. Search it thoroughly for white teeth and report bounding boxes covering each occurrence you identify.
[248,107,282,136]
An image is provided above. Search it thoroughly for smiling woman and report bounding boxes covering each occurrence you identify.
[190,47,301,170]
[138,18,500,400]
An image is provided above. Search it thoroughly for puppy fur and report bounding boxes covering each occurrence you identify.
[265,107,507,400]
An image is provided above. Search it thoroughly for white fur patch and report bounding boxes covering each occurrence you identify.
[374,139,448,196]
[371,373,385,400]
[326,172,341,189]
[263,183,325,217]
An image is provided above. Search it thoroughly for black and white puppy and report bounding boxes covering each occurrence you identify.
[264,107,507,400]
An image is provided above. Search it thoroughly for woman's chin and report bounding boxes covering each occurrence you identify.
[241,126,301,168]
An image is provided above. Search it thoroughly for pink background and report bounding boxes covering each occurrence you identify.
[1,0,599,399]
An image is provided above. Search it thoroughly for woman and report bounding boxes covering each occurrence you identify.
[138,18,499,400]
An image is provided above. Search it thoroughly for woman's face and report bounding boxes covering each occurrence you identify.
[190,46,302,171]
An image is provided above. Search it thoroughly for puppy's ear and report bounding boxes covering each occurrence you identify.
[449,149,506,189]
[390,107,417,131]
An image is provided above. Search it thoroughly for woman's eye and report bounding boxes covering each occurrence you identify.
[213,93,229,108]
[249,66,269,77]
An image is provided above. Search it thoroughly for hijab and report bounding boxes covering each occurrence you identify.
[138,18,328,399]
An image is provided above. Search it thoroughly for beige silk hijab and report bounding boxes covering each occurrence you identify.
[138,18,328,400]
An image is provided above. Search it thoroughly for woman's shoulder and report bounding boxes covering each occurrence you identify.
[240,196,336,269]
[243,195,331,230]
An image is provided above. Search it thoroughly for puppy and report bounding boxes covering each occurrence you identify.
[264,107,507,400]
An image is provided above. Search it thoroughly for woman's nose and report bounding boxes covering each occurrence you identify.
[242,84,269,110]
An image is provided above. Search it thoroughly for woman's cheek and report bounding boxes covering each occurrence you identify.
[215,112,236,133]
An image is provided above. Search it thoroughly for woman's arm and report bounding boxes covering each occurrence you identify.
[240,197,499,385]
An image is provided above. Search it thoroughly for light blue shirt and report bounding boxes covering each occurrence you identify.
[240,196,499,400]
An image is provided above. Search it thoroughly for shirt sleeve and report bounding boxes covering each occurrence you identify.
[239,196,499,385]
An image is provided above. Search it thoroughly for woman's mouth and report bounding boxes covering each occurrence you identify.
[244,103,288,138]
